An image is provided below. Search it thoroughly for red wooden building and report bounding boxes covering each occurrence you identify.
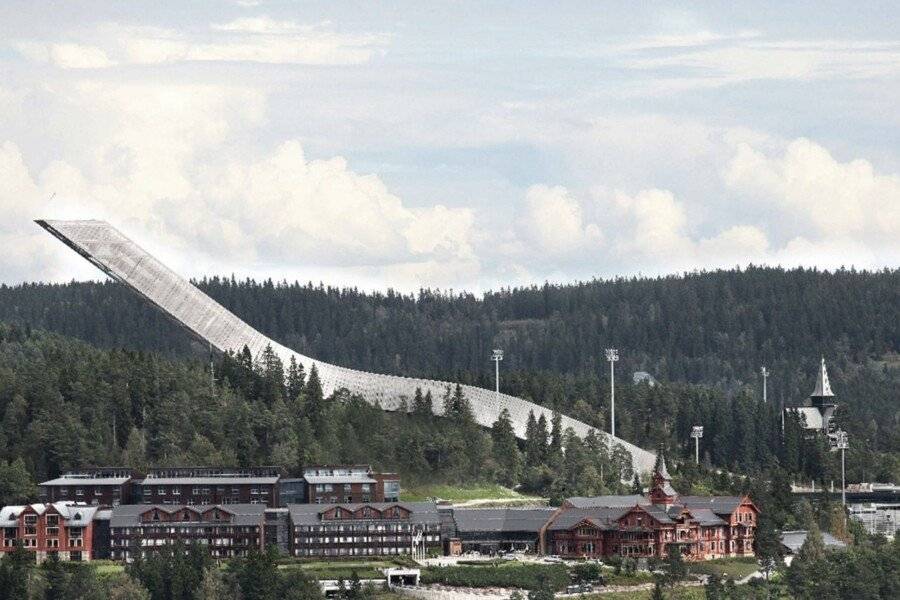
[545,455,758,561]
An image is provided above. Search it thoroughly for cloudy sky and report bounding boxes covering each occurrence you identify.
[2,1,899,291]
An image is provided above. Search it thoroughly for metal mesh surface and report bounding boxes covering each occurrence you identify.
[37,219,656,474]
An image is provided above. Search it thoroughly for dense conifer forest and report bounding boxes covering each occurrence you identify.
[0,266,897,501]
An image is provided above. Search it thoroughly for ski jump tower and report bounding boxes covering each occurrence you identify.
[37,219,656,474]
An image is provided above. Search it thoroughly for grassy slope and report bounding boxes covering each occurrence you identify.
[402,483,542,503]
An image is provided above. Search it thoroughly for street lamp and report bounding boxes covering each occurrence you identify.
[761,366,768,403]
[691,426,704,465]
[835,430,849,506]
[605,348,619,437]
[490,349,503,404]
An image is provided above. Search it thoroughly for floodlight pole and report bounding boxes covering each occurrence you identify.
[691,426,704,465]
[836,430,848,506]
[491,349,503,405]
[606,349,619,438]
[761,366,768,403]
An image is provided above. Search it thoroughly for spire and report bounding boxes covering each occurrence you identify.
[810,356,834,398]
[654,449,672,481]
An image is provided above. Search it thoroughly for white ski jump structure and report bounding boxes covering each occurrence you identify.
[37,220,656,474]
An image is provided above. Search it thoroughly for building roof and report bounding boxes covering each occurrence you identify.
[288,502,440,527]
[109,504,265,528]
[136,477,279,486]
[452,508,555,533]
[40,476,132,486]
[681,507,727,526]
[791,407,825,429]
[548,507,629,531]
[303,475,377,485]
[1,502,99,526]
[810,357,835,398]
[679,496,744,516]
[780,530,847,553]
[565,495,649,509]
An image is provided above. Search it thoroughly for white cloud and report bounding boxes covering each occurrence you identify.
[516,184,603,257]
[611,188,769,271]
[11,19,389,68]
[725,137,900,243]
[0,81,476,288]
[622,37,900,83]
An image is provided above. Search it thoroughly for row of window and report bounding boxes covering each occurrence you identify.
[294,534,439,544]
[55,488,118,497]
[313,484,372,493]
[143,487,270,496]
[295,524,438,533]
[112,526,259,535]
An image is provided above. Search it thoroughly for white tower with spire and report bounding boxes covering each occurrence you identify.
[788,357,839,436]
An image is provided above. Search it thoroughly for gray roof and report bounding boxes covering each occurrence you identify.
[781,530,847,553]
[303,475,377,485]
[109,504,265,528]
[679,496,744,516]
[566,495,649,509]
[136,477,279,486]
[548,507,629,531]
[683,507,727,526]
[40,476,131,486]
[452,508,555,533]
[288,502,440,527]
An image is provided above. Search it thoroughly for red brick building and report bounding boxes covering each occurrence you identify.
[39,468,137,507]
[301,465,400,504]
[545,456,757,561]
[134,466,282,507]
[0,502,99,562]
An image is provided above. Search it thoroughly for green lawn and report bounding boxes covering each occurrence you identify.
[689,557,759,579]
[402,483,541,503]
[279,558,414,580]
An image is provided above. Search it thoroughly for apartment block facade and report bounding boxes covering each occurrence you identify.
[0,502,98,562]
[109,504,266,561]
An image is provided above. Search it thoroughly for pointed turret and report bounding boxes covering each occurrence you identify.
[810,357,834,399]
[649,447,678,505]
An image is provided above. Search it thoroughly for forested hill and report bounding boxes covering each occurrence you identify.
[1,267,896,391]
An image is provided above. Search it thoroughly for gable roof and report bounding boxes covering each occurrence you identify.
[0,503,98,526]
[781,530,846,553]
[288,501,440,527]
[452,508,555,533]
[679,496,745,516]
[565,495,649,509]
[110,504,264,527]
[548,507,629,531]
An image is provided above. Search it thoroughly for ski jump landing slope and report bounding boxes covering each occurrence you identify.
[37,219,656,474]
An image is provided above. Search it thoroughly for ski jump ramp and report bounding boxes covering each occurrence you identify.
[37,219,656,474]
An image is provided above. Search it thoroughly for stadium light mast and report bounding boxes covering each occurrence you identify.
[605,348,619,437]
[491,349,503,404]
[691,426,704,464]
[835,430,849,506]
[761,366,768,403]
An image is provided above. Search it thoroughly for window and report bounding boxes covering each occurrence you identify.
[158,487,166,495]
[76,488,83,496]
[24,515,37,526]
[173,488,181,496]
[94,488,102,496]
[46,515,59,526]
[47,539,59,548]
